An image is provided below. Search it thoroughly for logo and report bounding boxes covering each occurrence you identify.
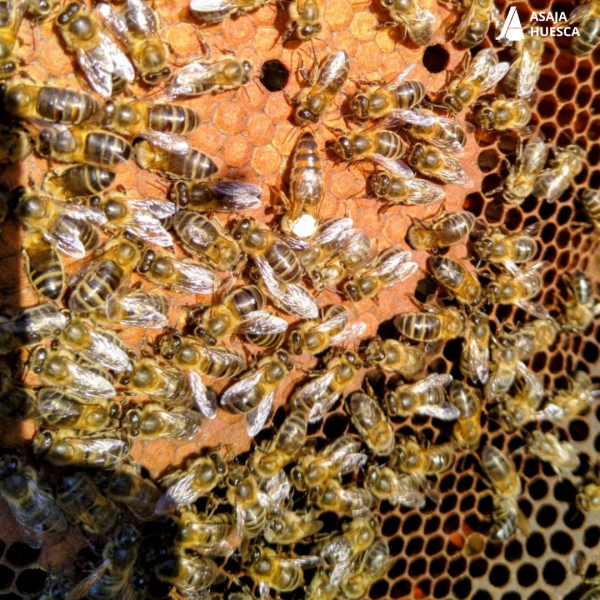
[497,6,524,41]
[496,7,580,39]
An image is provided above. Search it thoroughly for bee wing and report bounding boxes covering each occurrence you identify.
[66,558,112,600]
[127,210,175,247]
[328,321,367,347]
[393,476,427,508]
[38,122,77,153]
[220,368,266,411]
[139,129,190,155]
[568,2,594,25]
[292,370,335,412]
[98,32,135,82]
[76,46,113,98]
[171,259,215,294]
[409,373,453,394]
[128,198,178,220]
[313,217,354,246]
[168,61,220,97]
[516,361,545,400]
[95,2,132,46]
[466,334,490,384]
[404,178,446,205]
[62,202,108,226]
[65,359,116,398]
[258,582,270,600]
[312,309,349,334]
[434,152,473,188]
[87,328,133,371]
[514,300,549,320]
[317,51,349,88]
[50,218,86,258]
[416,401,460,420]
[372,155,414,179]
[263,470,292,505]
[482,61,511,93]
[207,182,262,211]
[246,391,274,437]
[389,108,435,128]
[454,0,476,43]
[382,63,418,90]
[236,310,289,336]
[516,46,542,98]
[189,0,239,17]
[287,556,322,568]
[106,292,169,328]
[155,471,199,515]
[124,0,157,35]
[188,370,217,418]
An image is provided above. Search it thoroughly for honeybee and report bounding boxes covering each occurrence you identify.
[453,0,502,48]
[406,210,475,252]
[568,0,600,56]
[0,455,67,548]
[472,222,540,275]
[170,180,262,213]
[156,551,223,594]
[365,465,425,508]
[124,403,203,440]
[512,318,558,360]
[473,96,532,133]
[190,0,270,21]
[155,451,228,515]
[30,347,116,399]
[407,143,473,188]
[363,337,423,378]
[250,410,307,478]
[167,56,253,98]
[0,127,31,162]
[504,33,544,97]
[317,480,375,519]
[0,304,68,355]
[350,65,425,120]
[288,305,366,356]
[368,169,445,206]
[56,471,118,535]
[33,429,129,468]
[582,189,600,230]
[22,232,64,301]
[460,309,490,384]
[380,0,435,45]
[0,0,26,80]
[394,436,454,475]
[43,164,116,199]
[294,50,350,125]
[486,263,545,316]
[36,387,121,431]
[429,256,482,305]
[481,444,520,498]
[68,236,141,313]
[395,296,464,344]
[348,391,394,456]
[95,0,171,85]
[498,365,545,432]
[306,566,342,600]
[173,212,244,271]
[560,270,600,333]
[292,352,362,422]
[533,145,585,202]
[137,248,215,295]
[448,381,482,448]
[26,0,58,19]
[544,371,600,421]
[578,475,600,512]
[344,248,418,302]
[193,285,287,348]
[501,135,549,205]
[220,350,294,436]
[232,218,318,319]
[56,2,135,98]
[226,467,271,540]
[527,431,580,476]
[485,333,521,400]
[442,48,510,115]
[490,496,525,542]
[14,187,107,259]
[340,537,390,600]
[285,0,323,40]
[264,509,324,545]
[103,289,170,329]
[90,193,176,248]
[383,373,456,420]
[173,509,236,554]
[134,140,218,179]
[105,464,161,521]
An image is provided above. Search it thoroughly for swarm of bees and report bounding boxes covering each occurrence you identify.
[0,0,599,597]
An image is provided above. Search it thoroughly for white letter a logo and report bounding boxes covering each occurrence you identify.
[497,6,525,41]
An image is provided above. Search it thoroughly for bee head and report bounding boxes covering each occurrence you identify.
[296,107,318,124]
[241,60,253,85]
[334,136,353,160]
[143,67,172,86]
[350,94,369,119]
[57,2,80,25]
[473,236,494,259]
[299,23,322,40]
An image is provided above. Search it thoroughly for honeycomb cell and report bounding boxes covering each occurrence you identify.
[408,557,427,578]
[570,418,590,442]
[584,525,600,548]
[433,578,451,599]
[489,564,511,588]
[470,558,489,579]
[0,566,14,591]
[423,45,450,73]
[542,560,566,586]
[402,514,422,535]
[517,564,539,587]
[5,543,40,568]
[453,578,472,600]
[529,478,549,500]
[15,569,47,595]
[538,96,558,118]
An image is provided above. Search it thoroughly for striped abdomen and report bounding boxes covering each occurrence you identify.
[290,131,324,215]
[84,132,131,165]
[393,80,426,109]
[37,87,99,124]
[264,240,303,283]
[374,131,407,159]
[148,104,200,134]
[395,313,441,341]
[22,233,63,300]
[69,260,124,313]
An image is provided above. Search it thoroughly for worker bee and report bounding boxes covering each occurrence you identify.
[395,296,464,343]
[22,232,64,301]
[232,218,318,319]
[105,464,161,521]
[544,371,600,421]
[221,350,294,436]
[429,256,482,305]
[292,351,362,422]
[58,317,132,372]
[394,436,454,475]
[288,305,366,356]
[407,143,473,187]
[167,56,253,98]
[498,365,545,432]
[442,48,510,115]
[36,387,121,431]
[460,309,490,384]
[30,347,116,399]
[364,337,423,378]
[380,0,435,45]
[534,145,585,202]
[125,403,202,440]
[568,0,600,56]
[33,429,129,467]
[0,126,31,162]
[348,391,395,456]
[560,270,600,333]
[490,496,526,542]
[56,471,118,535]
[294,50,350,125]
[25,0,58,20]
[503,32,544,97]
[172,509,235,554]
[137,248,215,295]
[155,451,228,515]
[94,0,171,85]
[250,410,307,478]
[452,0,502,48]
[350,65,425,120]
[512,318,558,360]
[341,537,390,600]
[481,444,521,498]
[0,304,68,355]
[193,285,287,348]
[279,131,324,239]
[473,96,532,133]
[582,189,600,230]
[103,289,170,329]
[69,236,141,314]
[14,187,107,259]
[578,466,600,512]
[190,0,271,22]
[486,263,545,316]
[0,455,67,548]
[170,180,262,213]
[173,212,244,271]
[56,2,135,98]
[472,222,540,275]
[528,431,580,476]
[134,140,218,179]
[365,465,425,508]
[43,164,116,199]
[344,248,417,302]
[485,333,521,400]
[306,567,342,600]
[90,193,177,247]
[264,509,324,545]
[448,381,482,448]
[383,373,457,420]
[285,0,323,41]
[407,210,475,252]
[368,169,445,206]
[156,551,223,595]
[0,0,26,80]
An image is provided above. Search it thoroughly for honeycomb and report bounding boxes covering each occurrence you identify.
[0,0,599,597]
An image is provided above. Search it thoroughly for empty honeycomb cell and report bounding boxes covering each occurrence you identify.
[584,341,600,362]
[556,228,571,248]
[434,578,451,599]
[584,525,600,548]
[382,515,400,536]
[459,495,475,512]
[443,514,460,535]
[478,150,501,173]
[550,531,574,555]
[485,542,503,560]
[15,568,47,595]
[558,77,578,102]
[563,505,585,530]
[558,103,576,126]
[570,418,590,441]
[408,557,427,578]
[0,566,14,591]
[463,192,485,217]
[440,494,458,514]
[453,578,472,600]
[538,95,559,118]
[323,413,348,439]
[589,143,600,166]
[422,45,450,73]
[439,473,456,493]
[406,536,424,557]
[484,198,505,224]
[529,593,551,600]
[424,516,440,535]
[517,564,539,588]
[505,208,523,230]
[557,251,570,269]
[556,51,577,75]
[388,557,406,578]
[402,514,422,535]
[489,564,511,588]
[391,578,411,598]
[554,479,577,504]
[529,478,549,500]
[430,556,448,578]
[542,559,567,586]
[5,543,40,568]
[470,558,489,579]
[537,505,558,528]
[369,579,388,599]
[449,556,467,578]
[575,112,590,133]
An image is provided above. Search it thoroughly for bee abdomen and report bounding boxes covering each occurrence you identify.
[148,104,200,134]
[265,241,302,283]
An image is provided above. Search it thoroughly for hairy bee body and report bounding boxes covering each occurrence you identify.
[561,270,599,332]
[286,0,323,40]
[394,436,454,475]
[449,381,482,448]
[369,170,445,206]
[364,337,423,377]
[106,465,161,521]
[429,256,481,304]
[504,33,544,97]
[474,97,532,132]
[569,0,600,56]
[124,403,202,440]
[348,391,394,456]
[408,143,472,187]
[170,180,262,213]
[0,0,26,79]
[43,164,116,199]
[533,145,585,202]
[407,211,475,251]
[381,0,435,45]
[134,140,217,179]
[481,444,520,497]
[334,129,408,162]
[22,232,64,300]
